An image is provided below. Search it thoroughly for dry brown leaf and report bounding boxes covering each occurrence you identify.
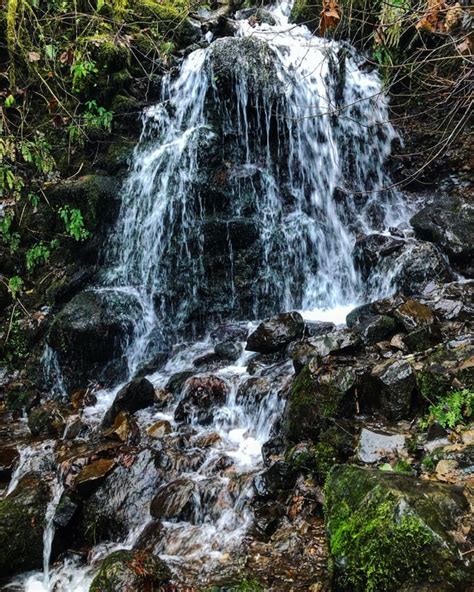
[320,0,341,36]
[28,51,40,62]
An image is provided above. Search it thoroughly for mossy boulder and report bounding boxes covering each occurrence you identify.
[89,549,171,592]
[47,174,120,232]
[415,341,474,404]
[0,473,50,577]
[284,359,357,442]
[325,465,473,591]
[48,289,143,390]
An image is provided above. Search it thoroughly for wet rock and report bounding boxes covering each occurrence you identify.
[76,449,158,547]
[411,195,474,276]
[357,428,407,464]
[326,465,472,591]
[165,370,194,395]
[253,461,297,499]
[391,242,453,296]
[146,419,172,438]
[247,351,287,375]
[70,388,97,410]
[54,490,80,528]
[89,549,171,592]
[174,375,228,424]
[309,328,361,357]
[415,341,474,403]
[346,295,404,327]
[354,233,405,279]
[192,351,222,369]
[48,289,142,389]
[28,401,68,437]
[371,358,417,420]
[154,387,173,409]
[132,519,164,552]
[73,458,115,496]
[284,359,357,442]
[214,340,243,361]
[422,280,474,321]
[0,473,50,576]
[252,498,286,537]
[150,478,198,522]
[304,320,335,337]
[102,377,155,427]
[403,325,442,353]
[235,7,278,26]
[394,299,435,331]
[206,36,281,96]
[262,436,286,467]
[355,314,398,346]
[0,446,19,481]
[192,431,221,448]
[236,376,271,409]
[63,415,86,440]
[210,322,248,343]
[246,311,305,354]
[103,411,141,445]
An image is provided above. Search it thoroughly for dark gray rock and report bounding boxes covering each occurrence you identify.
[246,311,305,353]
[411,196,474,277]
[102,378,155,427]
[0,473,50,576]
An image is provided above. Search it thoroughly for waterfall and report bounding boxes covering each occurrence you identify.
[16,1,412,590]
[99,0,405,374]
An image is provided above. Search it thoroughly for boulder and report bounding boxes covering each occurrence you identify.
[411,196,474,276]
[371,358,417,420]
[174,375,228,424]
[214,340,243,361]
[415,340,474,404]
[304,320,335,337]
[246,312,305,354]
[102,378,155,427]
[355,314,398,346]
[150,478,198,522]
[253,461,297,499]
[165,370,194,395]
[325,465,472,591]
[354,233,405,280]
[206,36,281,96]
[391,242,453,295]
[284,359,357,441]
[394,299,435,330]
[89,549,171,592]
[357,428,407,464]
[48,289,143,390]
[0,473,50,576]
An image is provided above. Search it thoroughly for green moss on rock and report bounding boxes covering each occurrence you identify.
[0,473,50,577]
[325,465,472,591]
[89,549,171,592]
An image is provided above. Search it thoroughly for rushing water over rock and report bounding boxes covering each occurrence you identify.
[100,0,407,374]
[12,1,417,590]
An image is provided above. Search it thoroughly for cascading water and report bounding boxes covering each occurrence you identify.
[10,2,413,590]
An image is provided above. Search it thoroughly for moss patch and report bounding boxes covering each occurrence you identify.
[325,465,471,592]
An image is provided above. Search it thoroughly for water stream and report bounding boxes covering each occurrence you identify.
[7,1,413,589]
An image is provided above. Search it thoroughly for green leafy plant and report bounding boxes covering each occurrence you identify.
[84,100,114,132]
[7,275,24,299]
[71,54,98,91]
[58,206,90,240]
[25,242,51,271]
[421,389,473,430]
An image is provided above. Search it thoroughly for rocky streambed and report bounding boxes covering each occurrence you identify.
[1,276,473,590]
